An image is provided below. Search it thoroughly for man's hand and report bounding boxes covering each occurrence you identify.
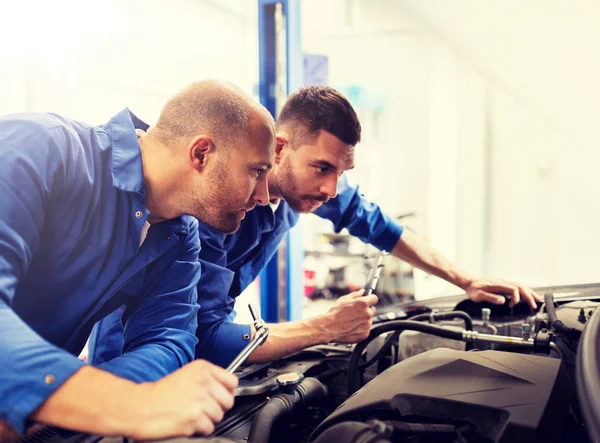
[30,361,237,441]
[390,230,541,310]
[464,278,541,310]
[320,289,378,343]
[134,360,238,439]
[244,289,378,363]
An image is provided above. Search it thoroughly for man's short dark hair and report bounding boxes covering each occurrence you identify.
[277,86,361,146]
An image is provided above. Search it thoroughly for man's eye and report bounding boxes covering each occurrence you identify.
[256,168,266,176]
[315,166,329,174]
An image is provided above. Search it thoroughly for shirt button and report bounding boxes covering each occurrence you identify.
[135,210,143,218]
[166,234,172,240]
[44,374,56,385]
[243,334,250,341]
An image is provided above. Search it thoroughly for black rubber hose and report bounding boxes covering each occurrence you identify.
[576,304,600,443]
[348,320,464,395]
[359,312,473,370]
[409,311,474,351]
[311,421,391,443]
[368,419,456,435]
[545,292,560,326]
[358,331,401,369]
[544,292,581,338]
[409,311,473,331]
[248,377,328,443]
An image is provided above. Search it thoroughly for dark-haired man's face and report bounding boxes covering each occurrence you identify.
[275,130,354,213]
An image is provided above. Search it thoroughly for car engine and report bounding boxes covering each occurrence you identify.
[19,283,600,443]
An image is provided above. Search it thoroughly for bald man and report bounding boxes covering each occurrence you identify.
[0,81,274,440]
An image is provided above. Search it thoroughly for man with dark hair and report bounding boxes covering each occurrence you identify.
[277,86,361,146]
[91,85,540,368]
[0,80,274,439]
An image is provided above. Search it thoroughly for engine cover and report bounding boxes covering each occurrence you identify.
[310,348,571,443]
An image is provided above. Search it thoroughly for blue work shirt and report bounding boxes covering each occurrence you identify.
[0,109,200,432]
[91,175,402,367]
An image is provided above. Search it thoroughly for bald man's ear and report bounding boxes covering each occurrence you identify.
[275,135,288,164]
[188,135,214,171]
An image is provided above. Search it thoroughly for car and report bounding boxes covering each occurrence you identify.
[20,283,599,443]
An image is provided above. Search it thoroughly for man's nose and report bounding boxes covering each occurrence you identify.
[252,178,270,206]
[319,175,339,198]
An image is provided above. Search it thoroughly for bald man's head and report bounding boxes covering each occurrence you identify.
[151,80,274,152]
[141,81,275,234]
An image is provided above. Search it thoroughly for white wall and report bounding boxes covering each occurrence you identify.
[302,0,432,230]
[0,0,258,123]
[302,0,600,296]
[302,0,488,297]
[399,0,600,286]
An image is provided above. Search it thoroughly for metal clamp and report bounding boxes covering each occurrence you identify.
[461,328,559,355]
[429,310,437,324]
[227,303,270,373]
[462,330,535,349]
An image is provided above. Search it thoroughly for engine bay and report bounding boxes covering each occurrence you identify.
[21,283,600,443]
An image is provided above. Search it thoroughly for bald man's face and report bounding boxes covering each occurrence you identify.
[190,127,274,233]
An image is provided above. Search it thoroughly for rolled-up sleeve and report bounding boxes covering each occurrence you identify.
[0,121,85,432]
[315,174,403,252]
[97,219,201,382]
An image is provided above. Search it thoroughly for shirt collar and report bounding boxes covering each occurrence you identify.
[105,108,189,235]
[106,108,150,196]
[104,109,191,236]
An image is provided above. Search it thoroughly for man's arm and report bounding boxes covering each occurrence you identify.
[391,229,540,309]
[247,290,378,363]
[0,119,92,433]
[193,223,256,367]
[317,174,541,309]
[198,284,378,365]
[28,361,237,439]
[97,218,202,382]
[194,222,380,366]
[3,299,229,440]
